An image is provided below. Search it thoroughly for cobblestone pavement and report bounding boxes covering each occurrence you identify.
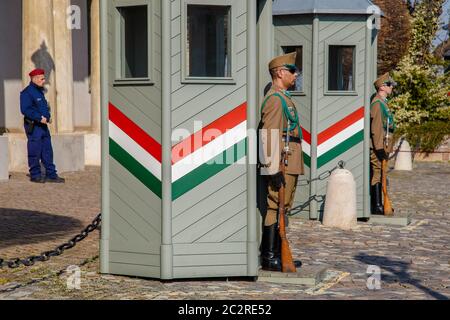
[0,162,448,300]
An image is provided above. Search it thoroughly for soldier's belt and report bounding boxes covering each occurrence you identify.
[282,135,302,144]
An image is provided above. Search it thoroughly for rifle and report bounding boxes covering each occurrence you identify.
[278,121,297,273]
[382,117,394,216]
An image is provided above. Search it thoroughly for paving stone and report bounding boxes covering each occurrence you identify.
[0,162,449,300]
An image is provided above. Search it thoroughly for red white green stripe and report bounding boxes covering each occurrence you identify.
[301,128,311,168]
[301,107,365,168]
[109,101,363,197]
[171,103,247,200]
[317,107,364,168]
[109,103,247,200]
[109,103,162,198]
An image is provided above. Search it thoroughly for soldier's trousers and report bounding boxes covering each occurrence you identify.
[265,174,298,226]
[370,150,382,186]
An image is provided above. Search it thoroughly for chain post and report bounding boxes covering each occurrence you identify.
[288,161,345,217]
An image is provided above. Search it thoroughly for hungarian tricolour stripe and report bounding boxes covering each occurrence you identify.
[109,103,247,200]
[109,103,162,198]
[301,107,365,168]
[109,102,363,198]
[171,103,247,200]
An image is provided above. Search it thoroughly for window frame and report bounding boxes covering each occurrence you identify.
[324,42,359,96]
[113,0,154,86]
[181,0,236,85]
[278,44,306,96]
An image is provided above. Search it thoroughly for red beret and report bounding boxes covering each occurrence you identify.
[29,69,45,77]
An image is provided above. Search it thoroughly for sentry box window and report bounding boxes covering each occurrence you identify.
[183,1,234,84]
[282,46,304,94]
[114,2,153,85]
[327,45,356,92]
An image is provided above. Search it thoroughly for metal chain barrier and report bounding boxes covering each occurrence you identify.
[288,160,345,217]
[288,138,412,216]
[297,160,346,186]
[386,138,406,173]
[288,195,326,217]
[0,213,101,269]
[0,256,99,294]
[389,137,405,161]
[387,137,449,158]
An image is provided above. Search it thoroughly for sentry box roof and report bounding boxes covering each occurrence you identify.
[273,0,380,16]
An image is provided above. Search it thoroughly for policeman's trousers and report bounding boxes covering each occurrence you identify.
[25,124,57,179]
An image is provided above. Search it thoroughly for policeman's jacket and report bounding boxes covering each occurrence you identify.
[20,82,51,122]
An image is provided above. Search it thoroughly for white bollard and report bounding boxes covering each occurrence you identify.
[394,140,413,171]
[322,169,357,230]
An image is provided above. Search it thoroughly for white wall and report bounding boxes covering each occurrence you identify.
[0,0,92,133]
[72,0,92,129]
[0,1,23,132]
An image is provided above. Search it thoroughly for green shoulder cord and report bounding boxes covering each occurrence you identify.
[371,99,396,132]
[260,93,303,140]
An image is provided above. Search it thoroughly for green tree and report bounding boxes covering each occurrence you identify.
[389,0,450,153]
[372,0,411,75]
[407,0,444,64]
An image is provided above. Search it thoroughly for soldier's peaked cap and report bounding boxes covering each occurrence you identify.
[269,52,297,70]
[374,72,396,90]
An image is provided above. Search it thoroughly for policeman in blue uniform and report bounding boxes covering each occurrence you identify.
[20,69,65,184]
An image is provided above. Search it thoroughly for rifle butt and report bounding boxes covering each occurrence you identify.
[278,177,297,273]
[281,239,297,273]
[382,160,394,216]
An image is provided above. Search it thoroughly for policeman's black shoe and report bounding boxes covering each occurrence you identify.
[261,224,282,272]
[46,176,66,184]
[371,183,384,215]
[30,177,45,183]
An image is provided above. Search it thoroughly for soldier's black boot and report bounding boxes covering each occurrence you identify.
[370,185,375,212]
[371,183,384,215]
[261,224,282,271]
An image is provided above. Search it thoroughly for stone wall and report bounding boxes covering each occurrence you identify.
[414,138,450,162]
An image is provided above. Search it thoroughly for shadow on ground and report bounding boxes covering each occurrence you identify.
[0,208,83,249]
[354,253,449,300]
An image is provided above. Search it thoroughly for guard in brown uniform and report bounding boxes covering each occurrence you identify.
[258,52,304,271]
[370,72,396,215]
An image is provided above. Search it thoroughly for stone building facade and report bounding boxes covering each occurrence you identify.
[0,0,101,172]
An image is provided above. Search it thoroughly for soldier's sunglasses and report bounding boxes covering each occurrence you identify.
[384,81,396,87]
[281,67,298,74]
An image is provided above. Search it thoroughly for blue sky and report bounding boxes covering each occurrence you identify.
[433,0,449,47]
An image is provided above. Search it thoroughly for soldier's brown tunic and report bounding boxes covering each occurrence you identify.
[259,88,304,226]
[370,94,394,185]
[259,88,304,176]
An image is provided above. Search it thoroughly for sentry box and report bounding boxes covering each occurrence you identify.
[99,0,380,280]
[100,0,264,280]
[271,0,380,220]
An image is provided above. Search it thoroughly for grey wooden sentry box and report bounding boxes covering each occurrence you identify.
[99,0,269,280]
[98,0,381,280]
[271,0,380,219]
